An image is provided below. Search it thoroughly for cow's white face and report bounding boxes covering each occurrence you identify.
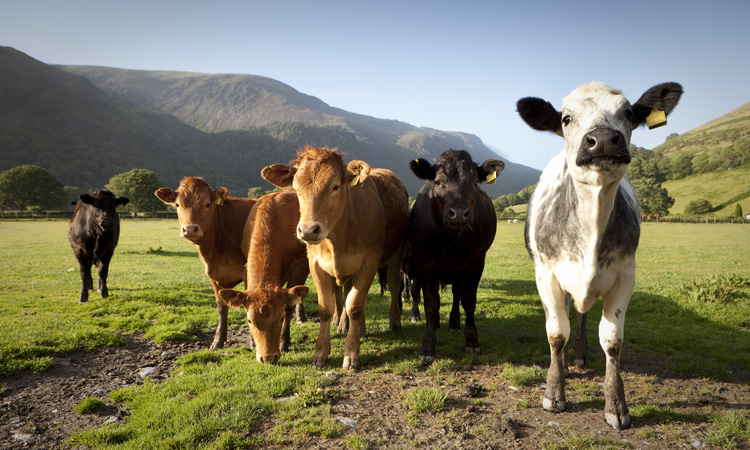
[560,83,634,186]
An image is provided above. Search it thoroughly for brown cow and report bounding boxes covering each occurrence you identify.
[155,177,257,350]
[262,146,409,370]
[217,189,310,363]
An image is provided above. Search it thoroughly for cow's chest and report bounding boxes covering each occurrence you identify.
[309,240,369,281]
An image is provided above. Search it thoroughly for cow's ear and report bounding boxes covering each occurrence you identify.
[218,289,251,309]
[116,197,130,207]
[631,82,683,129]
[80,194,95,205]
[517,97,563,137]
[286,285,309,307]
[346,160,370,187]
[478,159,505,184]
[155,188,177,204]
[409,158,436,181]
[212,187,229,206]
[261,164,296,188]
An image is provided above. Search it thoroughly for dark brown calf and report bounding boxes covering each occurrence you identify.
[68,190,129,303]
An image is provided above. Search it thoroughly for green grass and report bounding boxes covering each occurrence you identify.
[1,219,749,448]
[401,387,449,413]
[74,396,106,414]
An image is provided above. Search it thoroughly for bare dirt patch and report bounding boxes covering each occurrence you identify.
[1,329,748,449]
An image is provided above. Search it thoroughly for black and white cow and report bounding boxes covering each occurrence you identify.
[68,190,129,303]
[403,149,504,364]
[517,82,682,429]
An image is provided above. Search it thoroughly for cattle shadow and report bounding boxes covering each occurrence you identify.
[351,283,749,387]
[121,249,198,258]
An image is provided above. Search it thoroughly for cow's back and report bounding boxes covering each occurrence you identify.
[369,168,409,264]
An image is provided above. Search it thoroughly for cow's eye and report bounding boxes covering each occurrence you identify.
[175,203,180,208]
[624,109,635,122]
[332,185,339,192]
[434,180,441,187]
[562,115,572,126]
[206,202,211,208]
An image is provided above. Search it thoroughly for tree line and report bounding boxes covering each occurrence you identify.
[0,165,282,213]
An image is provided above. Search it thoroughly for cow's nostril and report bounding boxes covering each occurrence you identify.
[448,209,456,219]
[586,136,597,149]
[311,224,320,235]
[463,209,470,219]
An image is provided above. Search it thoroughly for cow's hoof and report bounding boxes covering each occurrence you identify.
[209,341,224,351]
[605,412,631,430]
[410,316,421,323]
[465,346,481,355]
[573,358,589,368]
[543,397,566,413]
[389,322,401,332]
[311,353,328,369]
[342,356,359,371]
[78,299,87,303]
[419,354,435,365]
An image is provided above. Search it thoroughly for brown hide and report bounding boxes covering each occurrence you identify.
[262,146,408,370]
[154,176,257,350]
[219,189,310,363]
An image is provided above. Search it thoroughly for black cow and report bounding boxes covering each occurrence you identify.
[68,190,129,303]
[403,149,504,364]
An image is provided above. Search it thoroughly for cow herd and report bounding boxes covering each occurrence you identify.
[68,82,683,429]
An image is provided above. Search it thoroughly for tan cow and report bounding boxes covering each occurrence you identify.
[262,146,408,370]
[155,177,256,350]
[217,189,310,363]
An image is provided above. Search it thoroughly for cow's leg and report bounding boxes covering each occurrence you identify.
[96,252,113,299]
[538,270,569,413]
[280,305,293,353]
[333,280,349,334]
[449,282,461,330]
[209,280,246,350]
[574,311,589,368]
[75,250,92,303]
[409,278,421,323]
[600,271,634,430]
[386,260,402,331]
[287,261,309,324]
[460,266,483,355]
[311,263,335,368]
[342,263,377,370]
[419,281,440,364]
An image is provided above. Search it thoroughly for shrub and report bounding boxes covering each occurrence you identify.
[74,397,106,414]
[684,198,713,215]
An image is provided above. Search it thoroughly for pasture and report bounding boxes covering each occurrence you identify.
[0,220,748,449]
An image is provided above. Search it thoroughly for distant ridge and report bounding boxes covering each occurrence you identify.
[2,46,542,196]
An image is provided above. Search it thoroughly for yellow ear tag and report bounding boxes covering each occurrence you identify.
[213,197,223,205]
[289,296,302,306]
[485,171,497,184]
[646,109,667,130]
[350,174,360,187]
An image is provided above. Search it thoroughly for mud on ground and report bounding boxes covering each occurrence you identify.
[1,329,748,449]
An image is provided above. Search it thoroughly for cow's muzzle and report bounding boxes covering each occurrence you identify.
[181,224,203,241]
[444,205,473,228]
[576,128,630,168]
[297,222,325,244]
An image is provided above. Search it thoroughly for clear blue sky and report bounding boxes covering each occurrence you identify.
[2,0,749,170]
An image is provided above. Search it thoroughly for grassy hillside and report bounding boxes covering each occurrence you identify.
[655,102,750,158]
[663,164,750,216]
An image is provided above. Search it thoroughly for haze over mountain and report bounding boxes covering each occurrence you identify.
[0,46,542,197]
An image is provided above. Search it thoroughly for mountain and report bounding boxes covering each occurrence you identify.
[56,63,540,196]
[1,46,540,197]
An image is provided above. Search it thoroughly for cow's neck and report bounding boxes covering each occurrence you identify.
[247,210,283,288]
[570,171,621,264]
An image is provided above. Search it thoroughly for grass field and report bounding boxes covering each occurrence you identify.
[663,164,750,217]
[1,219,749,448]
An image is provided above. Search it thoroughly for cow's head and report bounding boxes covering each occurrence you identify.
[154,177,228,243]
[262,146,367,244]
[78,190,129,230]
[411,149,504,229]
[218,285,309,363]
[517,82,683,185]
